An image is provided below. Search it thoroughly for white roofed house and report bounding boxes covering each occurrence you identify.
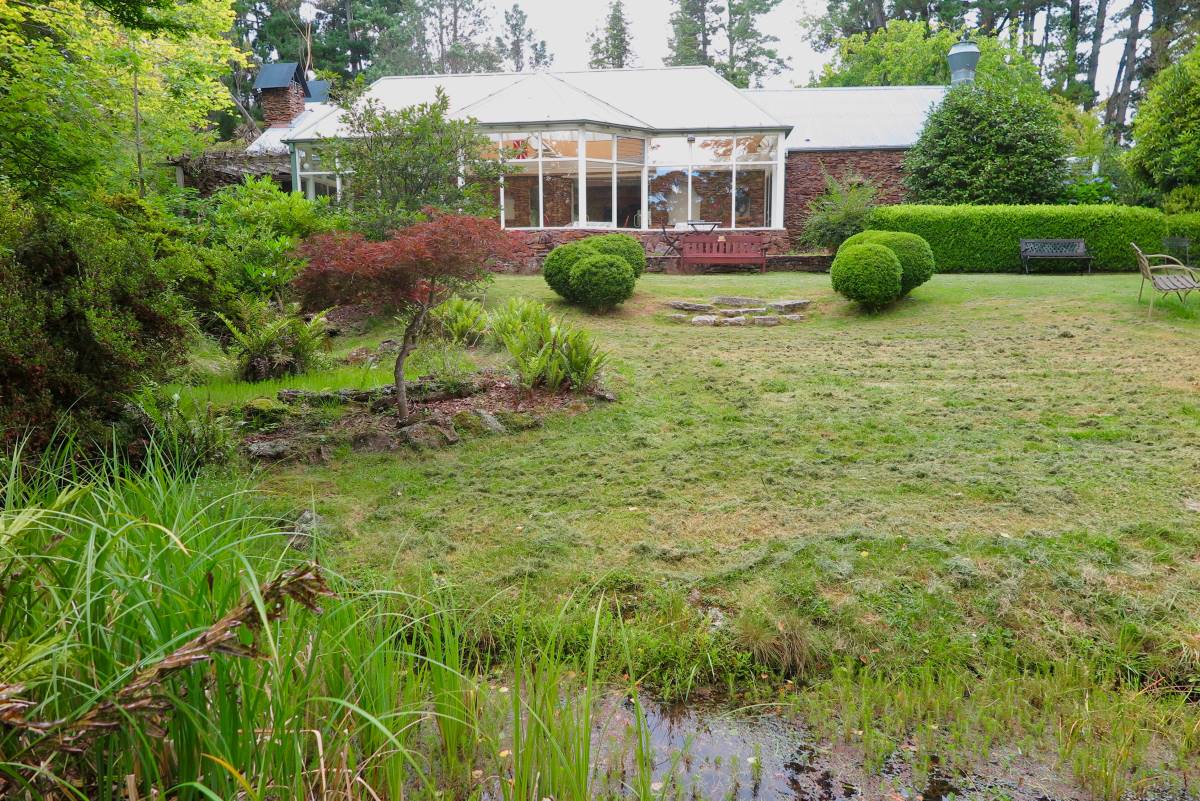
[245,64,950,269]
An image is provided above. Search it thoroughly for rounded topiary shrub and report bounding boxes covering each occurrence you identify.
[840,230,935,295]
[586,233,647,277]
[543,241,598,302]
[569,253,636,312]
[830,243,902,310]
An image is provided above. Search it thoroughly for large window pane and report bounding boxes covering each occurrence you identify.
[693,136,734,164]
[298,145,331,173]
[616,165,642,228]
[542,159,578,227]
[502,133,538,161]
[539,130,578,159]
[583,132,613,160]
[648,137,690,166]
[586,160,614,226]
[691,168,732,227]
[648,167,688,227]
[735,166,773,228]
[735,134,778,163]
[616,136,645,164]
[504,162,540,228]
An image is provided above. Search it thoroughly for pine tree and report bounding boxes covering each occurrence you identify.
[666,0,723,66]
[720,0,788,87]
[495,3,553,71]
[588,0,637,69]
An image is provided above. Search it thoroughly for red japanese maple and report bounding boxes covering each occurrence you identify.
[296,212,517,420]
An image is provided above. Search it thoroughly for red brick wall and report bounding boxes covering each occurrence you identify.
[783,149,908,249]
[260,83,306,127]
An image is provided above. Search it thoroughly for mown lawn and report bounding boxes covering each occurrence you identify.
[217,272,1200,793]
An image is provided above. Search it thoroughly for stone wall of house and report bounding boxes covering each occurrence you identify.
[497,228,792,274]
[261,83,306,127]
[783,149,908,248]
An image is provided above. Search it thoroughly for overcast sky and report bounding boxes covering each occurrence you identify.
[509,0,1126,98]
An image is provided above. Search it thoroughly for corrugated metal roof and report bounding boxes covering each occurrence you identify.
[254,62,304,91]
[745,86,946,150]
[286,67,790,143]
[246,102,336,155]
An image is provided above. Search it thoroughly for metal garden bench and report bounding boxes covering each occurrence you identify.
[1019,239,1093,274]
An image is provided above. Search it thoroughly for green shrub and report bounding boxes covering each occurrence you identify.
[1163,186,1200,214]
[840,230,935,295]
[543,240,598,302]
[569,253,637,312]
[0,192,190,444]
[799,173,879,250]
[869,204,1166,272]
[830,243,903,310]
[586,233,646,277]
[432,296,488,346]
[220,303,329,382]
[1167,213,1200,248]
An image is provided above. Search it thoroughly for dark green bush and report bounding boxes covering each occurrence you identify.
[0,192,189,443]
[830,243,902,310]
[869,205,1166,272]
[840,230,935,295]
[543,240,598,302]
[568,254,636,312]
[1167,214,1200,246]
[586,233,646,277]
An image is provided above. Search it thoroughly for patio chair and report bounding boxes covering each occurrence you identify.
[1132,243,1200,318]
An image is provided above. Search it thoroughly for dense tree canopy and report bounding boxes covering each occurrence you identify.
[666,0,789,87]
[903,75,1070,205]
[1127,42,1200,193]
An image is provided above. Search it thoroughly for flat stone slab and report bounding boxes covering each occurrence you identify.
[717,315,748,326]
[753,315,780,326]
[767,299,811,313]
[667,313,690,323]
[718,307,767,317]
[691,315,718,326]
[780,313,806,322]
[712,296,768,307]
[668,301,717,312]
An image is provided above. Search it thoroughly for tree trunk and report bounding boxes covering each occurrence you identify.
[1084,0,1109,108]
[394,304,433,422]
[1106,0,1143,130]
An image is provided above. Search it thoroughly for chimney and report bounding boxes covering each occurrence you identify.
[948,38,981,85]
[261,82,307,127]
[253,62,310,127]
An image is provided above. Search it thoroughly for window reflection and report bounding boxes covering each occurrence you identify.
[586,161,614,226]
[691,168,733,227]
[692,136,735,164]
[542,159,577,227]
[648,167,688,227]
[504,162,539,228]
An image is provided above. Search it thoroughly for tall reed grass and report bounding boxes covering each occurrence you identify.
[0,439,640,801]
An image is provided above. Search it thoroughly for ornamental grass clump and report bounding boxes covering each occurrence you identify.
[830,243,903,310]
[840,230,935,295]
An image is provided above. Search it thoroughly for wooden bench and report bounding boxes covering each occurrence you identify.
[679,234,767,273]
[1019,239,1093,274]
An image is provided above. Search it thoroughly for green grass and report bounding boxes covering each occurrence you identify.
[200,272,1200,794]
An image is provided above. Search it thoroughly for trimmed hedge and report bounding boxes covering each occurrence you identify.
[543,240,597,302]
[831,244,902,310]
[586,233,646,277]
[569,254,636,312]
[869,205,1166,272]
[840,230,935,295]
[1167,213,1200,245]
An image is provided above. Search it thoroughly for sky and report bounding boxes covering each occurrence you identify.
[509,0,1128,99]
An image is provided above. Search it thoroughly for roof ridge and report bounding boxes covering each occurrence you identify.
[547,72,653,128]
[745,85,946,92]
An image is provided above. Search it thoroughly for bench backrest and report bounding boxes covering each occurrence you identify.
[680,235,763,257]
[1131,243,1153,281]
[1020,238,1088,257]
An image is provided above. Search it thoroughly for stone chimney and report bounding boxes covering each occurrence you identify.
[261,81,307,127]
[948,38,981,85]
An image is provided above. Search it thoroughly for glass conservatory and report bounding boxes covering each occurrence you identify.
[294,127,786,231]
